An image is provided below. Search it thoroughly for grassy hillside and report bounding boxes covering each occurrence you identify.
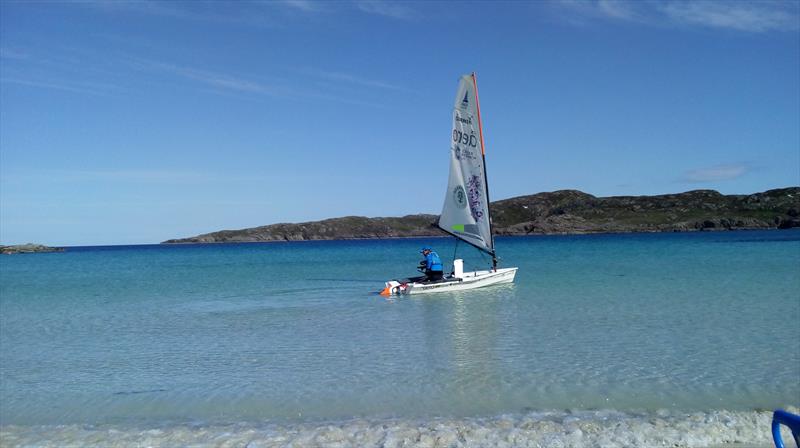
[163,187,799,243]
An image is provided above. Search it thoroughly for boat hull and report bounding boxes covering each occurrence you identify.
[383,267,517,295]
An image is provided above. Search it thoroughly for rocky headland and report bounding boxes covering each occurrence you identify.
[163,187,800,244]
[1,243,64,255]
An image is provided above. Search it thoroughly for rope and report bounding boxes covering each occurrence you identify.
[451,239,460,275]
[478,249,491,269]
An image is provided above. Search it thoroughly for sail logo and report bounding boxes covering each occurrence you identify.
[453,186,467,209]
[454,113,472,125]
[453,130,478,148]
[454,146,476,161]
[467,175,484,222]
[459,91,469,110]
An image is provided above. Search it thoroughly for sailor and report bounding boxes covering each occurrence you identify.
[419,247,444,282]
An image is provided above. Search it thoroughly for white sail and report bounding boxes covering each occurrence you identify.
[438,74,494,255]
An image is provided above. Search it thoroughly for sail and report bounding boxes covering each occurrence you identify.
[438,74,494,255]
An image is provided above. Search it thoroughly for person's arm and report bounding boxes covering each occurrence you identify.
[425,254,433,270]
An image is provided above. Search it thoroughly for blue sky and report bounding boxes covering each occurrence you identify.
[1,0,798,246]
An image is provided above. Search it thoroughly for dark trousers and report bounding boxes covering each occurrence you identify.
[425,270,443,282]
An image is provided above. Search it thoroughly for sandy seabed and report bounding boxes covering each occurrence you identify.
[2,408,797,448]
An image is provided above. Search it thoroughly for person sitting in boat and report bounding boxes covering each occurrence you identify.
[419,247,444,282]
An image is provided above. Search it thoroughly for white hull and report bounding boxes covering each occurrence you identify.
[383,267,517,295]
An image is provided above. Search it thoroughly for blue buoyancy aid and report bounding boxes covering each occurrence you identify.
[425,251,443,272]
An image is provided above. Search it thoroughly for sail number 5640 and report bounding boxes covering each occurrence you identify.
[453,130,478,148]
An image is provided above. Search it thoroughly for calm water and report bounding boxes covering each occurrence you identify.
[1,230,799,446]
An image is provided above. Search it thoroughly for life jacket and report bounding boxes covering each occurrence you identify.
[426,251,443,272]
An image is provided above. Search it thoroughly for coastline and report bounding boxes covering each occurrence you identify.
[0,244,64,255]
[162,187,800,244]
[3,227,796,250]
[160,226,800,245]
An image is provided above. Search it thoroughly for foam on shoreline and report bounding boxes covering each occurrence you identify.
[2,408,794,448]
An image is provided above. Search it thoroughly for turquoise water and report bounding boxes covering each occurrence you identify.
[1,230,799,447]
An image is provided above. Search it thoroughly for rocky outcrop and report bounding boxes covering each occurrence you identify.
[1,243,64,254]
[164,187,800,243]
[490,187,800,235]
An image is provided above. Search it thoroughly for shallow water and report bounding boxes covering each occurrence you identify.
[1,230,798,446]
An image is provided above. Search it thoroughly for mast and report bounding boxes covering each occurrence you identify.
[471,72,497,270]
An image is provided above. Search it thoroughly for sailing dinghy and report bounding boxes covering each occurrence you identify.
[381,73,518,296]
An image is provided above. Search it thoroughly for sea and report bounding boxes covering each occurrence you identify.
[1,230,798,447]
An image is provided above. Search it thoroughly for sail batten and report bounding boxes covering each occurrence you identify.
[438,74,494,256]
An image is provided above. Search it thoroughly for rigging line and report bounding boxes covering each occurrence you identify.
[476,246,492,270]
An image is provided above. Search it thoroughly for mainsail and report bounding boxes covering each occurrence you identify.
[438,73,495,257]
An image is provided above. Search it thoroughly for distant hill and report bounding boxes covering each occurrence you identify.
[163,187,800,243]
[1,243,64,255]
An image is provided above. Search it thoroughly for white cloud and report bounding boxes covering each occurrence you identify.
[0,77,113,96]
[684,163,751,183]
[552,0,799,32]
[82,0,281,27]
[128,58,283,96]
[553,0,646,24]
[281,0,322,12]
[596,0,641,20]
[659,1,799,32]
[301,68,408,91]
[128,58,386,107]
[355,0,416,20]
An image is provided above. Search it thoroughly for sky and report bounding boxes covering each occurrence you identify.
[1,0,798,246]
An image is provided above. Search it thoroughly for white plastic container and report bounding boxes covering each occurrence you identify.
[453,259,464,279]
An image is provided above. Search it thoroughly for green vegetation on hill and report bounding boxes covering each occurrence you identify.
[163,187,800,244]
